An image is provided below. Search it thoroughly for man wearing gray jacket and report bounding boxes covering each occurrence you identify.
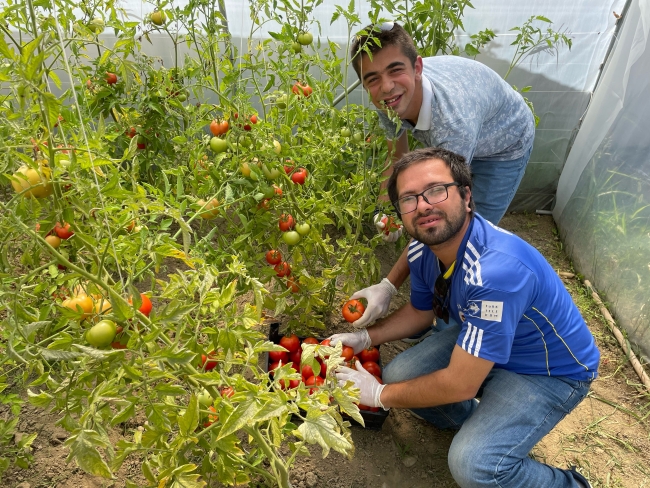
[349,23,535,336]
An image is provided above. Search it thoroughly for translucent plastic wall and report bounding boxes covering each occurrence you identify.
[554,0,650,361]
[115,0,623,212]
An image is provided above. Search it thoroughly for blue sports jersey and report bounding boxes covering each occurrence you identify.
[408,214,600,380]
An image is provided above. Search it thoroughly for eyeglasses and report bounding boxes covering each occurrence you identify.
[394,182,460,215]
[433,273,450,324]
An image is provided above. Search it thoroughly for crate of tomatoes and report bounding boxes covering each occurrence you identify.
[267,320,389,431]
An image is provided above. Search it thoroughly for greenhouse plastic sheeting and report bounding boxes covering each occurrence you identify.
[115,0,623,212]
[554,0,650,361]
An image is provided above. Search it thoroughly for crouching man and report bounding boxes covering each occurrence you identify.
[332,147,599,488]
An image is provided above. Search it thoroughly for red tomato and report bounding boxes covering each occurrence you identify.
[200,353,218,371]
[381,215,401,235]
[278,213,295,231]
[341,346,354,362]
[319,361,327,378]
[54,222,74,239]
[284,163,294,174]
[265,249,282,265]
[291,82,313,97]
[220,386,235,398]
[273,185,283,197]
[287,277,300,293]
[362,360,381,377]
[320,339,331,347]
[249,114,258,124]
[305,375,324,394]
[302,337,319,345]
[126,126,137,138]
[291,168,308,185]
[105,72,117,85]
[210,119,229,136]
[129,293,153,317]
[257,198,271,211]
[274,261,291,277]
[269,350,289,363]
[243,123,252,131]
[203,406,218,427]
[268,360,282,375]
[342,299,365,323]
[301,364,314,379]
[280,333,300,353]
[359,346,380,363]
[289,349,302,366]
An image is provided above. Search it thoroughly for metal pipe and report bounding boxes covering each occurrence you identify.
[332,79,361,107]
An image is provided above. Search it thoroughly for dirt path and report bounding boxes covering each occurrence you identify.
[3,213,650,488]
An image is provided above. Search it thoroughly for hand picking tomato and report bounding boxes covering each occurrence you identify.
[265,249,282,265]
[359,346,380,363]
[381,215,402,235]
[342,299,365,323]
[54,222,74,239]
[274,261,291,277]
[279,333,300,353]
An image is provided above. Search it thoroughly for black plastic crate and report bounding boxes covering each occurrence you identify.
[268,323,389,430]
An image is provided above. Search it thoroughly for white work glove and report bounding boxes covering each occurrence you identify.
[348,278,397,328]
[329,329,371,355]
[336,361,388,410]
[374,213,403,243]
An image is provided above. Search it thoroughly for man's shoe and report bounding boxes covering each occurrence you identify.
[402,328,433,343]
[569,466,591,488]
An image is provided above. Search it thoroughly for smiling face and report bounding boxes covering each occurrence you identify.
[359,45,423,123]
[397,159,471,250]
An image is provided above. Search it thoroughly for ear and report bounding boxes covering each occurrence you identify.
[414,56,423,81]
[464,186,472,212]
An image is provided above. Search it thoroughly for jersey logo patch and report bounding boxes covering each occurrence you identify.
[464,300,503,322]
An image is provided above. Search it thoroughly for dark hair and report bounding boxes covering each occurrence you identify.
[350,23,419,79]
[387,147,475,217]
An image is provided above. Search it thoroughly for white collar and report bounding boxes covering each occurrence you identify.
[413,76,432,131]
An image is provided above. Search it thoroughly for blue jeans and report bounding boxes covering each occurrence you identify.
[470,145,532,225]
[383,325,592,488]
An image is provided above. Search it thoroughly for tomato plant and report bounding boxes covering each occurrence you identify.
[342,299,366,323]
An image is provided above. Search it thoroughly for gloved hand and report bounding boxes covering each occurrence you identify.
[329,329,371,355]
[348,278,397,328]
[336,361,388,410]
[374,213,403,243]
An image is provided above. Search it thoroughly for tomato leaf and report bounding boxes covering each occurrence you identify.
[111,402,136,426]
[296,410,353,458]
[217,398,260,440]
[179,395,200,436]
[64,429,113,479]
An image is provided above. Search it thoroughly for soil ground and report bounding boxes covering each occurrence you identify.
[3,213,650,488]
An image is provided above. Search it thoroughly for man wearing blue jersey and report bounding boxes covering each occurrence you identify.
[347,23,535,335]
[332,147,599,488]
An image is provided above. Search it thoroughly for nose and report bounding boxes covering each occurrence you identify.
[415,192,433,211]
[380,76,394,94]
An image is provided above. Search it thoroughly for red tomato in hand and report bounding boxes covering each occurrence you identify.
[279,213,295,231]
[274,261,291,277]
[381,215,401,235]
[54,222,74,239]
[341,345,354,362]
[342,299,365,323]
[265,249,282,265]
[359,346,380,363]
[362,360,381,377]
[280,333,300,353]
[291,168,308,185]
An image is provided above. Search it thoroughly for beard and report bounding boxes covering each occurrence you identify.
[403,199,467,246]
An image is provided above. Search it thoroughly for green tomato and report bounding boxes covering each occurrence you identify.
[88,17,105,34]
[297,32,314,46]
[86,320,117,348]
[262,164,281,180]
[150,10,166,26]
[210,137,228,153]
[238,135,252,148]
[276,95,288,110]
[262,185,276,199]
[340,128,351,138]
[291,42,302,54]
[176,92,187,102]
[198,389,213,407]
[282,231,301,246]
[295,223,311,236]
[353,132,363,143]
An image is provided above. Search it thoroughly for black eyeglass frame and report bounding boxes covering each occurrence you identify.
[393,182,460,215]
